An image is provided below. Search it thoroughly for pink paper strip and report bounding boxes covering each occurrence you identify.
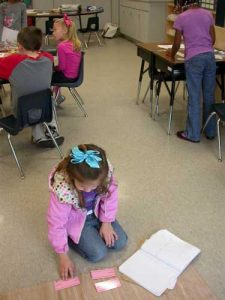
[91,268,116,280]
[54,277,80,291]
[95,278,121,293]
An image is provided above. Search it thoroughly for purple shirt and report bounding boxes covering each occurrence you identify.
[57,40,81,78]
[174,8,214,61]
[82,190,97,213]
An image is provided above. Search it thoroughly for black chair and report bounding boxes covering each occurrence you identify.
[0,79,9,116]
[79,16,102,48]
[153,70,186,119]
[0,89,63,178]
[44,19,54,46]
[202,103,225,161]
[52,52,87,117]
[139,67,186,124]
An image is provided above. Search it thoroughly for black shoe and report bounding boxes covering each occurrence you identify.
[177,131,200,143]
[36,136,64,148]
[205,135,215,140]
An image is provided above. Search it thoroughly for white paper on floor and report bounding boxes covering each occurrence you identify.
[119,229,200,297]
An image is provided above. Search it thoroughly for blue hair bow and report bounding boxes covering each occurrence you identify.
[70,146,102,169]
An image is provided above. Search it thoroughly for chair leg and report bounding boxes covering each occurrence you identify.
[174,81,180,96]
[142,85,150,104]
[73,88,84,105]
[183,82,187,101]
[44,35,49,46]
[95,32,103,46]
[168,105,174,135]
[202,112,216,133]
[52,98,60,131]
[153,80,162,120]
[87,32,92,46]
[136,81,142,105]
[7,133,25,179]
[42,123,64,159]
[217,118,222,162]
[69,88,87,117]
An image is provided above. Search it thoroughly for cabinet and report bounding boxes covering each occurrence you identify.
[120,0,170,43]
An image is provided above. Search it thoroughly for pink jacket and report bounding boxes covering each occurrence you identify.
[47,169,118,254]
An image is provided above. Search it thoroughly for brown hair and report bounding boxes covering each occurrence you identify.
[54,18,81,51]
[55,144,109,207]
[17,27,43,51]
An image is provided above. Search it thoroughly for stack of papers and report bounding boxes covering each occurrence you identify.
[60,4,81,12]
[119,229,200,297]
[1,27,18,43]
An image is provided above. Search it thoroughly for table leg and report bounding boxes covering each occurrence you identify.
[168,76,176,135]
[78,15,83,31]
[221,73,225,103]
[136,59,145,104]
[149,54,155,117]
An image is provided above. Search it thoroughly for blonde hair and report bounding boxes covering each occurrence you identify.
[54,18,81,51]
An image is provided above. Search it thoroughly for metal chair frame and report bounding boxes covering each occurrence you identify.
[0,89,63,178]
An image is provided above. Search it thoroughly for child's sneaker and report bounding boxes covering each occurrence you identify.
[36,136,64,148]
[35,126,64,148]
[55,94,65,106]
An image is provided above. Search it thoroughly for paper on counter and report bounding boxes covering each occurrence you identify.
[158,44,185,50]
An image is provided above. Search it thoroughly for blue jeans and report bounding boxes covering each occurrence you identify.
[185,52,216,141]
[68,214,128,262]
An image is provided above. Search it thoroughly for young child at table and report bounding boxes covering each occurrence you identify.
[0,26,64,147]
[51,14,82,105]
[168,0,216,142]
[0,0,27,41]
[47,144,128,280]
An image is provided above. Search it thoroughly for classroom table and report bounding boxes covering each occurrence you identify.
[137,42,225,135]
[27,7,104,31]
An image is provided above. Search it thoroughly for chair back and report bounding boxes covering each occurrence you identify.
[86,16,99,32]
[75,52,84,86]
[16,89,52,130]
[45,20,54,35]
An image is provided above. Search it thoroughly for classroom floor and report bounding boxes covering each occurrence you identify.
[0,37,225,299]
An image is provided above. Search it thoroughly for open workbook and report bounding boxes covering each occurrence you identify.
[119,229,201,297]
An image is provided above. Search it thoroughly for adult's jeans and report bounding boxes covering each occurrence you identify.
[185,52,216,141]
[68,214,128,262]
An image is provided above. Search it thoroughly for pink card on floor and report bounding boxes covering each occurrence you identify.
[95,277,121,293]
[54,277,80,291]
[91,268,116,280]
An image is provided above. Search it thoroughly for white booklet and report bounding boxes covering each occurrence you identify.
[119,229,200,297]
[1,26,18,43]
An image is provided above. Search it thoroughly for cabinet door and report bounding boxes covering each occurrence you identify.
[53,0,73,8]
[127,7,138,40]
[120,6,129,36]
[137,10,149,43]
[32,0,53,9]
[120,6,138,40]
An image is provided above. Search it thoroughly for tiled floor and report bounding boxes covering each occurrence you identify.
[0,37,225,299]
